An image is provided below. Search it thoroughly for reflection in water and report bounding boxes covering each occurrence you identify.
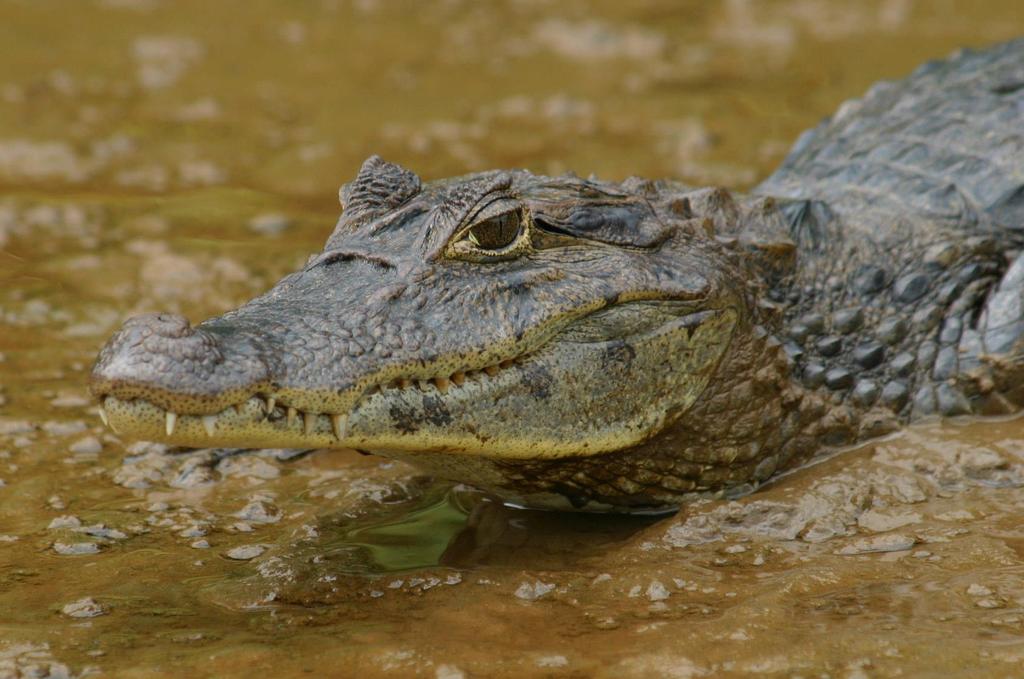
[276,486,669,576]
[319,488,471,574]
[440,497,669,571]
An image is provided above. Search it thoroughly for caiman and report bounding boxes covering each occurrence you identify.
[91,39,1024,512]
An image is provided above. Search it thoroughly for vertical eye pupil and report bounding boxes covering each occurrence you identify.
[467,210,522,250]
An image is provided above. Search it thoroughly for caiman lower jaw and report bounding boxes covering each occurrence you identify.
[99,394,350,448]
[95,352,528,449]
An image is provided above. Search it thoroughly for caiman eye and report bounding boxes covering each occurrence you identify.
[466,210,521,250]
[448,204,531,261]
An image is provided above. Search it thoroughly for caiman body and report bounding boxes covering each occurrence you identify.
[92,39,1024,511]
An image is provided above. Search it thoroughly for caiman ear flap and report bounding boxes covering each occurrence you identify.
[526,177,675,249]
[328,155,422,247]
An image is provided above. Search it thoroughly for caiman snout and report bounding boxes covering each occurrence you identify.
[90,312,273,414]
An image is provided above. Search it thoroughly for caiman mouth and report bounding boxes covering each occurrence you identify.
[93,300,735,458]
[94,351,530,448]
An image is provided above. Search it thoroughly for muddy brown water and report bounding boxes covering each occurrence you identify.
[2,1,1024,677]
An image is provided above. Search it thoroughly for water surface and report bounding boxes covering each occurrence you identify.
[2,1,1023,676]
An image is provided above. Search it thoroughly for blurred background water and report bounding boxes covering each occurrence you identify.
[1,1,1023,677]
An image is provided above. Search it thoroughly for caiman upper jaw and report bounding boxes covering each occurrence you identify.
[89,311,273,414]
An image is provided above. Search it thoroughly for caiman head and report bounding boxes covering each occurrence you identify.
[91,156,793,494]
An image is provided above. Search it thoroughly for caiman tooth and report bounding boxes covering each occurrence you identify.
[499,359,514,369]
[433,377,449,393]
[165,411,177,437]
[265,397,276,416]
[234,403,244,415]
[484,365,499,377]
[103,400,120,434]
[303,411,316,435]
[287,406,298,427]
[450,371,465,386]
[330,413,347,440]
[202,415,217,437]
[397,378,412,389]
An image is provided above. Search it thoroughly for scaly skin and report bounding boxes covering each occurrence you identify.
[91,39,1024,511]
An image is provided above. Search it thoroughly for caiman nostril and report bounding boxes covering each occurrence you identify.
[123,312,195,340]
[90,310,271,411]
